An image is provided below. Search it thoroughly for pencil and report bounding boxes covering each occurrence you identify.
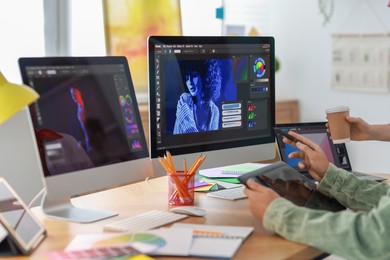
[158,157,173,173]
[187,154,201,176]
[184,159,187,175]
[166,151,177,175]
[188,154,206,176]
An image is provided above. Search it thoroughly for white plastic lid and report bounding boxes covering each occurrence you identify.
[325,105,350,114]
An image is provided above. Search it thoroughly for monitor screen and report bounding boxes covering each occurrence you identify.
[19,56,153,222]
[148,36,276,174]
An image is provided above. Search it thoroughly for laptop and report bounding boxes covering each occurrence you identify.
[274,122,386,182]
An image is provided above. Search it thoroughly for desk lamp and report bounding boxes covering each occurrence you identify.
[0,71,39,124]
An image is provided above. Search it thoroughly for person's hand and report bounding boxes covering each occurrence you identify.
[176,93,193,115]
[345,116,372,141]
[178,93,192,107]
[283,131,330,181]
[244,179,280,222]
[326,116,372,141]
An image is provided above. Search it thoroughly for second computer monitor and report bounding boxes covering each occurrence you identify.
[19,56,153,223]
[148,36,276,175]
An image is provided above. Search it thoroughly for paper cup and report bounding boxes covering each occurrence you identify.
[325,106,350,144]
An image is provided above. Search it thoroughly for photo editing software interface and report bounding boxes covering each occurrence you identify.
[275,123,351,171]
[149,37,275,158]
[23,60,148,177]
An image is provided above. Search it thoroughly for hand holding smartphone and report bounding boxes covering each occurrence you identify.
[274,128,315,151]
[274,128,300,142]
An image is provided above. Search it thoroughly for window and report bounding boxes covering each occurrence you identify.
[0,0,44,81]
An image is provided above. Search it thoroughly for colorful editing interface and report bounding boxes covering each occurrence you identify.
[150,38,274,156]
[282,132,334,167]
[275,124,351,171]
[24,62,148,176]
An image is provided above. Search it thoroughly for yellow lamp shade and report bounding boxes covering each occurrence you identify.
[0,71,39,124]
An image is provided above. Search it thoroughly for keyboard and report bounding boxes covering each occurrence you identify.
[207,187,247,200]
[103,210,188,232]
[351,171,387,182]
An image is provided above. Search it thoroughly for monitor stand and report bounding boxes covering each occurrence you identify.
[41,193,118,223]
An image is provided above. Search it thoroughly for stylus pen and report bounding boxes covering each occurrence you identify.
[274,129,315,151]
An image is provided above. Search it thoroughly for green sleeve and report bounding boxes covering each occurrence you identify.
[263,197,390,259]
[318,164,390,210]
[262,165,390,259]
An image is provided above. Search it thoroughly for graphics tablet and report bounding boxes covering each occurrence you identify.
[0,178,46,255]
[238,161,345,211]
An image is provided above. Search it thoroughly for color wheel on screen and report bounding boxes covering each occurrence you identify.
[93,233,166,253]
[253,57,266,78]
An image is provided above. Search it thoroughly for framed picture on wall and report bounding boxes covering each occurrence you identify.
[103,0,182,96]
[331,33,390,93]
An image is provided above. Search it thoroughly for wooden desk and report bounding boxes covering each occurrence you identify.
[14,176,324,260]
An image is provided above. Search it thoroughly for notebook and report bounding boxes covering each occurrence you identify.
[171,223,253,259]
[274,122,386,182]
[199,163,268,178]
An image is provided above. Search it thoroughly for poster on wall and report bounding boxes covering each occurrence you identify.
[331,33,390,93]
[103,0,182,95]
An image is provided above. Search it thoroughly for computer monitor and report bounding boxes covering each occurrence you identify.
[18,56,153,223]
[148,36,276,175]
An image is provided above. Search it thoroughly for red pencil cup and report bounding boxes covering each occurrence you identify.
[168,171,195,207]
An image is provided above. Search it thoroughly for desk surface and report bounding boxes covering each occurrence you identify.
[14,176,327,260]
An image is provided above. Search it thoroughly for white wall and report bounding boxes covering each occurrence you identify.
[269,0,390,173]
[181,0,222,35]
[0,0,45,204]
[70,0,106,55]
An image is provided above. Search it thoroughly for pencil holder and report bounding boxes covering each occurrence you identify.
[168,170,195,207]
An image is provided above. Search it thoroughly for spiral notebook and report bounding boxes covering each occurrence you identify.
[171,223,254,258]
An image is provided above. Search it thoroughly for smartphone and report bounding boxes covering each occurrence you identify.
[274,128,315,150]
[274,128,299,142]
